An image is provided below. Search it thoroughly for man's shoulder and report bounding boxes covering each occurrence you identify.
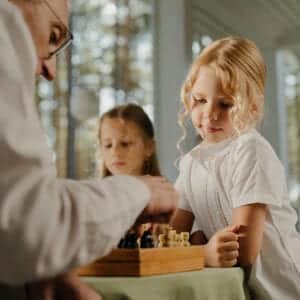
[0,1,36,81]
[0,1,14,14]
[0,1,20,30]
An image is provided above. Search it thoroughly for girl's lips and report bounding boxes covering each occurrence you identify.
[112,161,126,167]
[206,127,222,133]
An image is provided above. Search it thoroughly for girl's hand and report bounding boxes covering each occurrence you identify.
[204,225,240,267]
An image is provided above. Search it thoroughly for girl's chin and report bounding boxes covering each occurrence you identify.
[203,134,225,144]
[110,168,140,176]
[109,167,125,175]
[111,168,127,174]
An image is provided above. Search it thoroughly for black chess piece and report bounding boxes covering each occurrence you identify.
[124,232,139,249]
[118,237,127,248]
[140,229,154,248]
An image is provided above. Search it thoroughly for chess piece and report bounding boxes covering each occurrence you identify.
[140,229,155,248]
[180,241,191,247]
[118,237,127,248]
[124,232,139,248]
[168,241,178,247]
[118,231,138,248]
[158,234,166,247]
[180,232,190,241]
[157,242,164,248]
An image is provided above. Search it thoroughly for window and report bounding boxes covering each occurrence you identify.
[280,49,300,218]
[37,0,153,179]
[192,34,213,58]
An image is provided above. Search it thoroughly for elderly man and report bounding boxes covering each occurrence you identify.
[0,0,178,296]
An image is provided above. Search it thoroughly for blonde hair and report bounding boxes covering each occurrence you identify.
[97,103,161,177]
[179,36,266,149]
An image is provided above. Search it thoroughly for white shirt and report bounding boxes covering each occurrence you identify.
[0,1,150,285]
[176,129,300,300]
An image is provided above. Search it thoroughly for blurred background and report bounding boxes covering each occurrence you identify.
[36,0,300,222]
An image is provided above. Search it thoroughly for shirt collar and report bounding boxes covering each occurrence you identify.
[189,135,235,162]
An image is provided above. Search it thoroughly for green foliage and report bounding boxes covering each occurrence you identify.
[37,0,153,178]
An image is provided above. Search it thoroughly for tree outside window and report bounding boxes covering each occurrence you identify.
[36,0,153,179]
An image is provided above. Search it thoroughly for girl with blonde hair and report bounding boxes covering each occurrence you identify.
[171,36,300,299]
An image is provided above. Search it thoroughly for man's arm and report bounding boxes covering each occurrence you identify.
[0,61,152,284]
[0,3,169,285]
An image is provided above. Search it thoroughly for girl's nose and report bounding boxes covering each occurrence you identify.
[111,145,119,153]
[204,106,218,121]
[112,144,122,155]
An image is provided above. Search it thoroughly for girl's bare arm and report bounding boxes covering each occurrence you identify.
[232,203,267,267]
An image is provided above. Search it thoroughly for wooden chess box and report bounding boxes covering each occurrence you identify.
[76,246,204,277]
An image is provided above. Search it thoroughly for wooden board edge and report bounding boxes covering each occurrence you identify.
[76,257,204,277]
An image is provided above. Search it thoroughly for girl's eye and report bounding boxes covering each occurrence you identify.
[191,97,206,109]
[198,98,207,104]
[193,98,207,104]
[103,144,112,149]
[219,101,233,110]
[121,141,131,147]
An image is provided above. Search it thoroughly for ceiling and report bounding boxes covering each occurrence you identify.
[191,0,300,51]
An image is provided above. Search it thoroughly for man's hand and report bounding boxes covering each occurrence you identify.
[204,225,240,267]
[26,280,54,300]
[136,176,178,224]
[26,273,102,300]
[54,273,102,300]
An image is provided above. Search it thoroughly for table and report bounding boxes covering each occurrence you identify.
[82,267,250,300]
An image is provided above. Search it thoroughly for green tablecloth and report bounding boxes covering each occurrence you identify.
[82,268,250,300]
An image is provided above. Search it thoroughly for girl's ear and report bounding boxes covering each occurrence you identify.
[145,139,155,158]
[251,94,264,113]
[251,103,258,113]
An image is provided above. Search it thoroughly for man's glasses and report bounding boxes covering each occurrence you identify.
[43,0,73,59]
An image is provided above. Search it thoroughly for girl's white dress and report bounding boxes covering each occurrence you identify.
[176,129,300,300]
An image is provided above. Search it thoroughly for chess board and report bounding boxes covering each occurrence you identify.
[76,246,204,276]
